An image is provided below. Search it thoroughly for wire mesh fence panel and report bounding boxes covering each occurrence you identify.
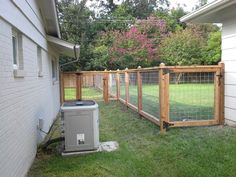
[60,64,224,130]
[82,74,103,100]
[128,72,138,107]
[141,71,160,118]
[109,73,117,98]
[119,73,126,101]
[169,72,215,121]
[63,74,76,100]
[94,73,103,91]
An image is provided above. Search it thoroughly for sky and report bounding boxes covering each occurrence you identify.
[85,0,215,13]
[169,0,215,12]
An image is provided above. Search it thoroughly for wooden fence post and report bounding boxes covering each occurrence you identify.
[125,68,129,106]
[218,62,225,124]
[93,73,95,87]
[60,72,64,104]
[76,73,82,100]
[116,69,120,100]
[103,70,109,103]
[137,66,142,114]
[159,63,170,132]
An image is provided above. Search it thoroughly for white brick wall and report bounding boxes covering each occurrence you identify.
[0,17,60,177]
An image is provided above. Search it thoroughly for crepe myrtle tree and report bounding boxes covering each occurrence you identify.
[108,16,167,69]
[109,27,156,69]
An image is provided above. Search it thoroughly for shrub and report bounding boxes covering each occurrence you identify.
[202,31,221,65]
[160,29,206,65]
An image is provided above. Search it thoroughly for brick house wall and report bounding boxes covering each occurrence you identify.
[0,2,60,176]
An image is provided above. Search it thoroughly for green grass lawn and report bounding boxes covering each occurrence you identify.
[64,87,103,100]
[75,83,214,121]
[122,83,215,121]
[28,101,236,177]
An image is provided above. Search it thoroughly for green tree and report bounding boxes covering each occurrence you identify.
[57,0,97,71]
[156,7,187,32]
[187,23,219,39]
[194,0,208,10]
[90,31,116,70]
[93,4,135,32]
[57,0,220,72]
[160,29,206,65]
[92,20,165,70]
[122,0,169,19]
[202,31,221,65]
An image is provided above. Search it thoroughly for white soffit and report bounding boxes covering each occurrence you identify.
[180,0,236,23]
[47,35,80,58]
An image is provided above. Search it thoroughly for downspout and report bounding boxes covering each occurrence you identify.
[59,44,80,70]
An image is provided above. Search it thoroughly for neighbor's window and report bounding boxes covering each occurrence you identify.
[52,59,58,81]
[37,46,43,76]
[12,29,23,70]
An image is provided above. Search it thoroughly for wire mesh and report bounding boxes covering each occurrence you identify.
[82,73,103,100]
[108,73,117,98]
[128,72,138,107]
[169,72,215,121]
[94,73,103,91]
[141,71,160,118]
[63,74,76,100]
[119,73,126,101]
[61,65,222,129]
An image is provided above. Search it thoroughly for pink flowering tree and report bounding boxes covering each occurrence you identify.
[109,16,167,69]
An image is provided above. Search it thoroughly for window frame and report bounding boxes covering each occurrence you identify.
[51,58,58,82]
[12,30,19,70]
[37,46,43,77]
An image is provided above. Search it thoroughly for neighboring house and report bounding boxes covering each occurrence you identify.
[0,0,79,177]
[181,0,236,126]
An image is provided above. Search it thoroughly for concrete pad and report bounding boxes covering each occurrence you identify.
[61,141,119,156]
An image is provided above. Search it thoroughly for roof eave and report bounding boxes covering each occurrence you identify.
[38,0,61,38]
[52,0,61,38]
[180,0,234,23]
[47,35,80,58]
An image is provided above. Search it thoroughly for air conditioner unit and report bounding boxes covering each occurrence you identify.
[61,100,99,152]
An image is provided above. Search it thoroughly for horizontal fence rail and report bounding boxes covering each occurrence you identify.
[60,63,225,132]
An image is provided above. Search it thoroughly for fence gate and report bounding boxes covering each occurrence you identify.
[159,63,224,131]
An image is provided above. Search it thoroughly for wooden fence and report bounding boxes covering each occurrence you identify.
[60,63,225,132]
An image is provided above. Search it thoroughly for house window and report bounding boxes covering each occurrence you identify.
[37,46,43,77]
[52,59,58,81]
[12,30,23,70]
[12,31,18,69]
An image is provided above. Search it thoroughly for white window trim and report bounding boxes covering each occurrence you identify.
[52,58,58,84]
[12,30,19,70]
[37,46,43,77]
[12,29,25,78]
[12,30,25,78]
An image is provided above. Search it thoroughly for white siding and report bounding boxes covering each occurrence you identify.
[222,36,236,50]
[222,17,236,126]
[0,0,47,49]
[225,96,236,109]
[12,0,45,35]
[225,85,236,97]
[224,60,236,72]
[221,47,236,61]
[225,108,236,123]
[0,12,60,177]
